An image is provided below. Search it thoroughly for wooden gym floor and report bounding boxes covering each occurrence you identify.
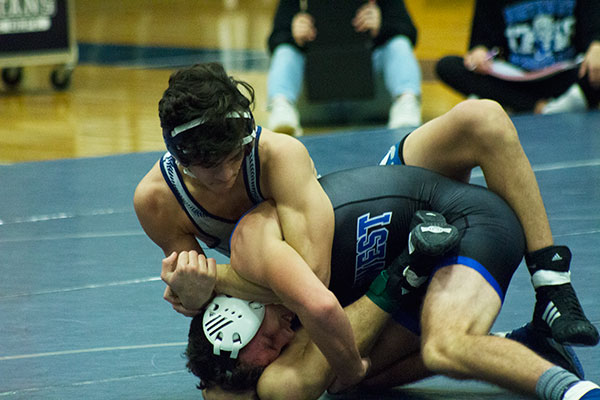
[0,0,470,164]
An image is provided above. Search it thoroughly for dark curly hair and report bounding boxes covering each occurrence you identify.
[159,62,256,167]
[186,313,265,391]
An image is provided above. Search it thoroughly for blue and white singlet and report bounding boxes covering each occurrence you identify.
[159,126,265,257]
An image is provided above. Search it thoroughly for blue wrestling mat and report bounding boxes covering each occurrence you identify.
[0,112,598,399]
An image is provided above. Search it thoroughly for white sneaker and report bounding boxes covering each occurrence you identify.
[267,95,303,136]
[542,84,588,114]
[388,92,422,129]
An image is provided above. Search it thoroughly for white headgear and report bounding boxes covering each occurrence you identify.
[202,295,266,359]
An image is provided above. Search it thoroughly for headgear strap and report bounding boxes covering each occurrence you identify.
[169,111,253,138]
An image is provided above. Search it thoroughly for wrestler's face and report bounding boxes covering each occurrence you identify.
[186,148,245,192]
[238,304,295,367]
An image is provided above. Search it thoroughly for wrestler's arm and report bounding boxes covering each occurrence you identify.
[231,203,366,389]
[133,164,204,257]
[133,165,212,310]
[260,134,369,385]
[213,264,280,304]
[261,131,335,290]
[133,165,279,311]
[257,297,391,400]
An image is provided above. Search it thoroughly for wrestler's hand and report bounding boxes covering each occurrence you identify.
[464,46,493,74]
[162,286,199,317]
[161,251,216,312]
[328,357,371,394]
[353,1,381,38]
[292,12,316,47]
[580,41,600,89]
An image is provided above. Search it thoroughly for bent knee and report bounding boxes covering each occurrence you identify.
[420,333,466,375]
[451,99,520,150]
[386,35,414,52]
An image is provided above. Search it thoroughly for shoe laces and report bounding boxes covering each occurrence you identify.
[542,284,587,319]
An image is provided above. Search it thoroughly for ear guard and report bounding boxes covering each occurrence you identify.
[202,295,265,359]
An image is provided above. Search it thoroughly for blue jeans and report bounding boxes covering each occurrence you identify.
[267,35,422,104]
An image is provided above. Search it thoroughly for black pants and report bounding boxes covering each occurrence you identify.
[436,56,599,112]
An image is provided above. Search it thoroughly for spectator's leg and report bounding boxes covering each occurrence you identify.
[267,44,305,135]
[373,35,422,128]
[435,56,575,112]
[579,73,600,108]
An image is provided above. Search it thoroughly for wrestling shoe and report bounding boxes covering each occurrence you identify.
[494,323,584,379]
[408,211,460,257]
[267,95,302,137]
[564,382,600,400]
[395,210,461,291]
[526,246,599,346]
[367,211,460,312]
[532,283,599,346]
[580,389,600,400]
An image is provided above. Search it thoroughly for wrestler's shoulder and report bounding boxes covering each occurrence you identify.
[258,128,309,161]
[134,162,174,212]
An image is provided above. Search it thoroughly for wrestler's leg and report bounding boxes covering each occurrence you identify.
[402,99,550,251]
[420,264,589,396]
[398,99,599,346]
[421,265,547,391]
[360,323,431,388]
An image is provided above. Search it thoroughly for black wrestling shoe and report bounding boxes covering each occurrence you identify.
[527,246,599,346]
[495,323,585,379]
[532,283,599,347]
[409,210,460,257]
[367,211,460,313]
[399,210,460,291]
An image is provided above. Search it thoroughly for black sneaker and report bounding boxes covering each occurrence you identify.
[495,323,585,379]
[533,283,599,346]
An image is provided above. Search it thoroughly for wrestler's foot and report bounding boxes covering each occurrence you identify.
[367,211,459,312]
[495,323,584,379]
[408,210,460,257]
[526,246,599,346]
[565,383,600,399]
[581,389,600,399]
[582,389,600,399]
[395,210,460,292]
[533,283,599,346]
